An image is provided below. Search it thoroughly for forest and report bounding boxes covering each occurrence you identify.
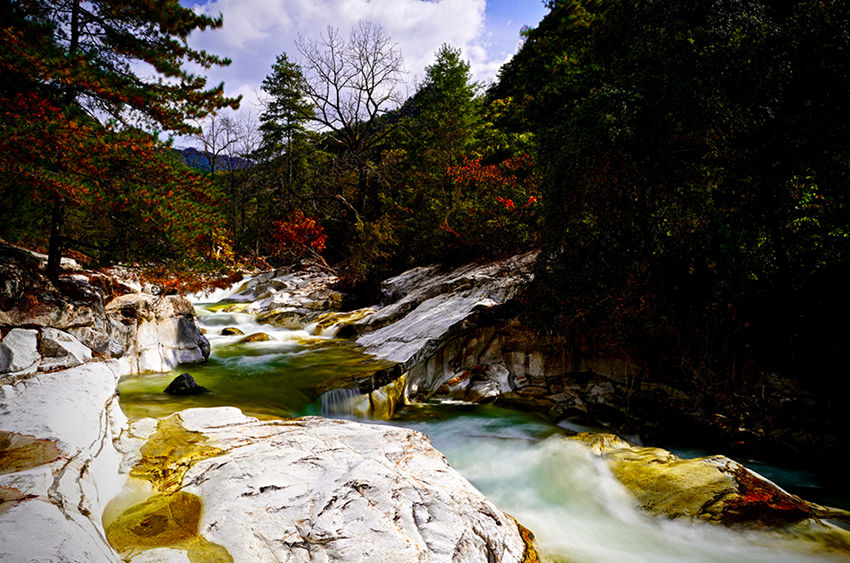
[1,0,849,432]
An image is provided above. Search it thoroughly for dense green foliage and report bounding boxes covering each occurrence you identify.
[495,0,850,390]
[0,0,238,278]
[225,40,540,288]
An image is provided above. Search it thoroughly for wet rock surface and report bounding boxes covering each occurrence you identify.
[237,332,269,343]
[114,408,534,562]
[570,433,850,540]
[228,266,345,329]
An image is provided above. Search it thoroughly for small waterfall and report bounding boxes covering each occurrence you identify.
[321,387,365,416]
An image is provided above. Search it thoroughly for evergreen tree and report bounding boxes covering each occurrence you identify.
[258,53,312,200]
[0,0,239,277]
[410,44,481,170]
[389,45,483,263]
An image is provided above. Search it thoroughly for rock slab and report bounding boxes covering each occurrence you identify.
[139,408,535,563]
[0,362,126,562]
[356,251,538,370]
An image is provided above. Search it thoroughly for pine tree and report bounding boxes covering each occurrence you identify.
[259,53,312,196]
[0,0,239,277]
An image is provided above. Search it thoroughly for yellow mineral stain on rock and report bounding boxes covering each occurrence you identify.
[313,308,375,333]
[0,430,62,475]
[104,491,232,562]
[202,302,244,314]
[507,514,541,563]
[367,374,407,420]
[238,332,270,343]
[256,308,303,328]
[130,416,223,493]
[104,415,233,561]
[0,485,34,516]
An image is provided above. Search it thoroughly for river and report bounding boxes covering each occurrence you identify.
[117,297,849,562]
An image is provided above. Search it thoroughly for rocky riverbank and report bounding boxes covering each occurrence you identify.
[1,244,212,561]
[3,245,850,561]
[236,252,845,498]
[231,254,850,534]
[0,248,538,561]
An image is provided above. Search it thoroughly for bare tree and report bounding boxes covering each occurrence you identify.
[192,113,239,176]
[297,21,404,212]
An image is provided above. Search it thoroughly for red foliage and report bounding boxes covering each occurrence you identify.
[0,91,233,270]
[270,209,328,261]
[443,154,541,253]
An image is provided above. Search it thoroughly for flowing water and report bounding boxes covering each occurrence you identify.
[117,294,850,562]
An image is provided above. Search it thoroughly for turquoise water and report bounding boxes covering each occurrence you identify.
[118,305,391,420]
[117,296,850,562]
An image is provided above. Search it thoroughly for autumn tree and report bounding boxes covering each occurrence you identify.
[0,0,239,278]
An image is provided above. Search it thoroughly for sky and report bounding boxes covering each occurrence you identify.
[181,0,550,128]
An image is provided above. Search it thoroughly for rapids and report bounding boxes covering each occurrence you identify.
[117,292,849,562]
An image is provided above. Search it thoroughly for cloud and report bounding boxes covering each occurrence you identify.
[185,0,503,112]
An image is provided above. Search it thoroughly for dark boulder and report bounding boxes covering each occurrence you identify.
[164,373,209,396]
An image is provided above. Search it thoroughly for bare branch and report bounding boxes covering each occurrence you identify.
[296,21,404,155]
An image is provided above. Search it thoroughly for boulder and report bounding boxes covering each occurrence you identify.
[164,373,209,396]
[255,308,309,329]
[110,408,536,562]
[38,327,92,371]
[220,327,244,336]
[0,328,40,377]
[237,332,270,343]
[106,294,209,375]
[570,433,850,528]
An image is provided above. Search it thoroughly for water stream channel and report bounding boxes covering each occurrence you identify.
[117,296,849,562]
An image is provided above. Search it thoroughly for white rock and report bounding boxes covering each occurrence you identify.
[0,361,125,562]
[228,268,342,314]
[0,500,120,562]
[107,294,209,375]
[0,328,40,375]
[130,548,191,563]
[39,327,93,371]
[168,409,529,562]
[356,252,538,369]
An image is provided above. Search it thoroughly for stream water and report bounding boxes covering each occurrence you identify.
[117,297,850,562]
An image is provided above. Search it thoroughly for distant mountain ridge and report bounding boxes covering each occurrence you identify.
[176,147,253,173]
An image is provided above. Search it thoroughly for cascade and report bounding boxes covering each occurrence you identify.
[320,387,365,416]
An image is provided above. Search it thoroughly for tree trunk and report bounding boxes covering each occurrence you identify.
[357,166,367,215]
[46,196,66,280]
